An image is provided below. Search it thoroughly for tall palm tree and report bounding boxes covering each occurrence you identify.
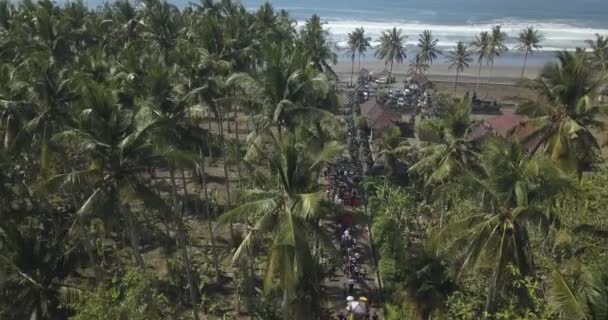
[227,43,336,134]
[439,137,572,311]
[355,27,371,71]
[488,25,508,82]
[447,41,473,90]
[517,49,604,173]
[409,101,477,187]
[219,133,343,319]
[375,26,407,80]
[347,29,359,85]
[142,0,181,65]
[516,26,543,79]
[3,54,78,177]
[417,30,441,69]
[300,14,337,78]
[378,127,409,185]
[408,53,430,76]
[49,81,168,269]
[585,33,608,77]
[471,31,491,92]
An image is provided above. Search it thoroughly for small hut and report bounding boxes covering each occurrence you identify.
[358,68,371,83]
[406,73,432,91]
[376,68,393,83]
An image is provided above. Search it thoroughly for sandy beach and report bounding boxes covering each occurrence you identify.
[333,59,542,84]
[334,59,542,102]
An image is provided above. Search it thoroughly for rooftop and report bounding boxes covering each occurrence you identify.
[360,100,401,131]
[469,111,541,150]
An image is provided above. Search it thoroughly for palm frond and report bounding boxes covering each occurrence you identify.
[548,269,587,320]
[217,198,277,224]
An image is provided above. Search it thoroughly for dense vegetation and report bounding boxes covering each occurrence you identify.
[0,0,607,319]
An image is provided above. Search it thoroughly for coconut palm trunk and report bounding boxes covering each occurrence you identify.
[121,198,145,268]
[454,69,460,91]
[69,192,103,282]
[170,169,201,320]
[476,61,483,92]
[350,55,355,86]
[216,107,235,243]
[234,107,243,188]
[198,149,220,279]
[520,51,529,79]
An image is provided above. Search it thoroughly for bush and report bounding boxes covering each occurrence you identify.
[71,268,173,320]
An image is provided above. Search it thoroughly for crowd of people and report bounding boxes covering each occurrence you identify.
[329,115,379,320]
[332,226,378,320]
[324,158,362,207]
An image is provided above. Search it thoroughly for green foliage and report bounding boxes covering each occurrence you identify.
[71,268,173,320]
[0,1,607,319]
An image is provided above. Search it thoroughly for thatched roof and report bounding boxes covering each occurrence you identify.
[468,111,540,151]
[407,73,431,87]
[359,68,370,76]
[360,100,400,131]
[376,68,391,77]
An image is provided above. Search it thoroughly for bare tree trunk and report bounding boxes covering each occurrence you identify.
[350,57,355,86]
[454,69,460,92]
[282,289,290,320]
[123,203,145,268]
[476,60,482,92]
[234,107,243,188]
[198,149,220,280]
[70,193,103,282]
[217,107,235,243]
[170,169,201,320]
[521,51,529,80]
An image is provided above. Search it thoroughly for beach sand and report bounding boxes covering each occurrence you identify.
[334,60,542,102]
[334,59,542,82]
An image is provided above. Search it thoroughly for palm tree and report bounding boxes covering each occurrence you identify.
[219,133,343,319]
[2,54,78,177]
[417,30,441,69]
[378,127,409,185]
[227,43,336,135]
[355,27,371,71]
[300,14,337,78]
[142,0,181,65]
[49,81,166,269]
[517,49,604,173]
[439,137,572,311]
[516,26,543,79]
[347,29,359,85]
[375,26,407,80]
[585,33,608,77]
[447,41,473,90]
[408,53,430,76]
[471,31,491,92]
[409,101,477,187]
[488,25,508,82]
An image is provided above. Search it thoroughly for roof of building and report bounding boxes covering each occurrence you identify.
[359,68,370,75]
[376,68,391,77]
[469,111,541,150]
[360,100,400,131]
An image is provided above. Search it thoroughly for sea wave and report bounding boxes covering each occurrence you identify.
[297,18,608,51]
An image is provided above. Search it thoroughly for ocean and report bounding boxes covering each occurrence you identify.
[242,0,608,67]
